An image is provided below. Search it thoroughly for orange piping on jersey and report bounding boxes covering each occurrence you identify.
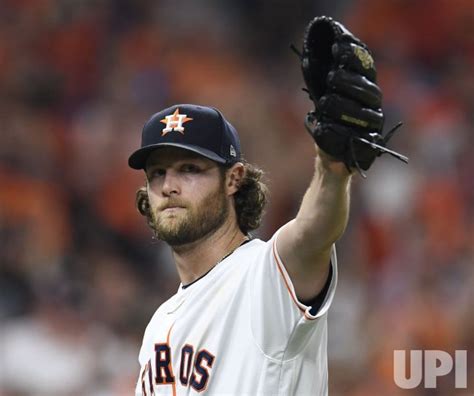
[166,323,177,396]
[272,239,318,321]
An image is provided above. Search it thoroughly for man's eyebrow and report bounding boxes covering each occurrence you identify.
[147,157,212,169]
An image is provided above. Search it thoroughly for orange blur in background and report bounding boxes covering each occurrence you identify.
[0,1,472,395]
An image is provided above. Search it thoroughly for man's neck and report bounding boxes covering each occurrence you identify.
[172,221,247,286]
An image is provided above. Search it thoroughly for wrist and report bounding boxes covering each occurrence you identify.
[315,145,353,181]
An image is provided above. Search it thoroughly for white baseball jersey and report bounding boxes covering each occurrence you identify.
[136,225,338,396]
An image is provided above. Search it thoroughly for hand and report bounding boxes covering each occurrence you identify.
[315,144,353,179]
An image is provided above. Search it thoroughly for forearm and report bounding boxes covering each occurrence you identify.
[293,150,352,256]
[276,147,352,299]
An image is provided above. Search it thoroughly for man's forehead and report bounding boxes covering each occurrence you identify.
[146,147,214,167]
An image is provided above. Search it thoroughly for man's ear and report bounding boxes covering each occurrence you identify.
[226,162,245,196]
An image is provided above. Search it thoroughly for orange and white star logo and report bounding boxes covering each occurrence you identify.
[160,108,193,136]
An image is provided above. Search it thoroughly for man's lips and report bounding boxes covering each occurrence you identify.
[161,206,185,212]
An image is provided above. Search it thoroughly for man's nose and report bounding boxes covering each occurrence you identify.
[161,170,180,196]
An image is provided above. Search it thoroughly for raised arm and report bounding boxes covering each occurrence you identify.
[276,147,351,300]
[280,16,407,300]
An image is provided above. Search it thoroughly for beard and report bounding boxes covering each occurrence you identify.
[151,182,229,247]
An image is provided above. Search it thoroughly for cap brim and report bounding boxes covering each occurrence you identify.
[128,143,228,170]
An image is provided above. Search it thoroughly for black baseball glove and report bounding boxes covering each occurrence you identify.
[292,16,408,175]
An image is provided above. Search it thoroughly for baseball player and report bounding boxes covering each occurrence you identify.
[128,17,406,396]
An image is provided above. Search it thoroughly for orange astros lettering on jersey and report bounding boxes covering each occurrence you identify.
[154,343,175,384]
[189,349,215,392]
[141,343,216,393]
[179,344,194,386]
[140,361,153,396]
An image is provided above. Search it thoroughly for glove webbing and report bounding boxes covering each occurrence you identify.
[304,113,408,177]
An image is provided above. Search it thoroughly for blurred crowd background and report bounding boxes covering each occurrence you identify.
[0,0,472,395]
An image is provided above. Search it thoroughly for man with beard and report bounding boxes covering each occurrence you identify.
[128,104,349,395]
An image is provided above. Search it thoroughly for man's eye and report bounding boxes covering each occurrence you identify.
[181,164,200,173]
[149,169,165,179]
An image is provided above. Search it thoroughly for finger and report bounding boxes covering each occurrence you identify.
[317,94,384,131]
[327,69,382,109]
[332,42,376,82]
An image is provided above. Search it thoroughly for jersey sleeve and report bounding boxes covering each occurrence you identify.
[249,224,338,360]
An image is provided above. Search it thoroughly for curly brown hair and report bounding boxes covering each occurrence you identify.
[135,161,268,236]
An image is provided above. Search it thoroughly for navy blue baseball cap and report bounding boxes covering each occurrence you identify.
[128,104,242,170]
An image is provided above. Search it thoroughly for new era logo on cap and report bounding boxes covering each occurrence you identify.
[128,104,242,170]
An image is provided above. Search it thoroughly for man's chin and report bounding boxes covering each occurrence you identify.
[156,224,182,238]
[155,221,189,245]
[157,209,185,224]
[157,231,194,247]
